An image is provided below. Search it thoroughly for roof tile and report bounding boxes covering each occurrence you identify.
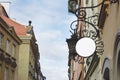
[0,15,27,35]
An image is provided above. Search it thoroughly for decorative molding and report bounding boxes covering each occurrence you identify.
[11,57,17,68]
[5,56,12,64]
[11,61,17,68]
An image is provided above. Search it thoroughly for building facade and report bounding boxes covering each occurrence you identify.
[0,4,22,80]
[67,0,85,80]
[0,3,44,80]
[67,0,120,80]
[90,0,120,80]
[2,17,41,80]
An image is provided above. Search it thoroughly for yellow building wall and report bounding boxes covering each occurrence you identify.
[101,2,120,80]
[18,40,30,80]
[85,1,120,80]
[0,21,21,80]
[18,35,36,80]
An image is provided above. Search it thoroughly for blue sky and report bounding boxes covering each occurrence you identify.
[1,0,76,80]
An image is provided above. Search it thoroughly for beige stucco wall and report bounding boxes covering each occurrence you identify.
[89,2,120,80]
[18,35,36,80]
[83,1,120,79]
[0,21,21,80]
[101,2,120,80]
[18,36,31,80]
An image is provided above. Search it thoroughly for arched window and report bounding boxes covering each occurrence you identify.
[102,58,110,80]
[117,50,120,79]
[103,68,110,80]
[114,32,120,80]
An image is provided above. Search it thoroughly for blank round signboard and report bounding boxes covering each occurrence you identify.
[75,37,96,57]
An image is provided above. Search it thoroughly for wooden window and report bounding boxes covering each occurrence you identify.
[10,70,14,80]
[0,33,3,48]
[4,67,8,80]
[11,44,16,57]
[103,68,110,80]
[0,64,2,80]
[6,40,10,53]
[86,0,89,4]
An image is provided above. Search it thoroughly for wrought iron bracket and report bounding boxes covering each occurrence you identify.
[67,0,107,64]
[75,0,105,19]
[69,18,104,64]
[67,0,111,64]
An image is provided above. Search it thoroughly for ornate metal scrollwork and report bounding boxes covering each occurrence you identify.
[75,0,104,18]
[74,55,84,64]
[69,0,105,57]
[70,18,104,57]
[76,9,86,19]
[67,0,107,64]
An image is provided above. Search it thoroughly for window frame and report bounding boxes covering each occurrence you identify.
[6,39,10,53]
[0,33,3,48]
[11,44,16,57]
[4,67,9,80]
[10,70,14,80]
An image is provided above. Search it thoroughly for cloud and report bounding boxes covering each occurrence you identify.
[38,30,69,80]
[38,30,68,62]
[42,64,68,80]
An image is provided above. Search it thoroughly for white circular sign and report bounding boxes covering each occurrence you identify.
[75,37,96,57]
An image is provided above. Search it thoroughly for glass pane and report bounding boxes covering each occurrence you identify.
[12,45,15,57]
[10,71,14,80]
[0,65,2,80]
[4,68,8,80]
[0,34,3,48]
[6,40,10,53]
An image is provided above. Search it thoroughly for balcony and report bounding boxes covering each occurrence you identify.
[11,57,17,68]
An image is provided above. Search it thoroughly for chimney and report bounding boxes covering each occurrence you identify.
[27,20,33,34]
[29,20,32,26]
[0,1,11,16]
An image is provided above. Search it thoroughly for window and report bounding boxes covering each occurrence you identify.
[114,32,120,79]
[12,44,16,57]
[86,0,89,4]
[111,0,119,3]
[4,67,8,80]
[6,40,10,53]
[10,70,14,80]
[91,0,94,11]
[103,68,110,80]
[102,58,110,80]
[0,64,2,80]
[117,51,120,79]
[0,33,3,48]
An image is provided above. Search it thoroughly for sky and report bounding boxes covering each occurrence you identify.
[1,0,77,80]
